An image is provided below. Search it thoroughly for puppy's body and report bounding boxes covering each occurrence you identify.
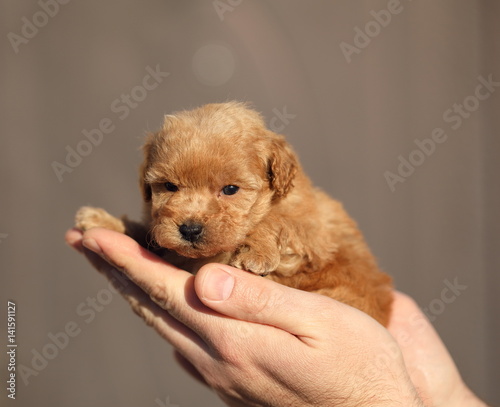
[76,102,392,325]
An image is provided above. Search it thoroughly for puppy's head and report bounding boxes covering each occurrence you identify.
[140,102,299,258]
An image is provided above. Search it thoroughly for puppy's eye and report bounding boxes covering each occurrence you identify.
[222,185,239,196]
[164,182,179,192]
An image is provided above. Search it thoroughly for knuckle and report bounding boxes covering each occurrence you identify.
[125,294,158,327]
[211,327,252,367]
[204,372,239,400]
[213,330,237,356]
[217,344,244,367]
[147,280,175,312]
[244,285,286,321]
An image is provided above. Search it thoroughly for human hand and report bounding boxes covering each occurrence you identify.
[387,293,487,407]
[65,227,485,407]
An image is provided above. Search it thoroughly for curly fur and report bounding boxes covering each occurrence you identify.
[76,102,393,325]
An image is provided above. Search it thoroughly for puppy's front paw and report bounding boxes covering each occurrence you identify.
[75,206,125,233]
[230,246,280,276]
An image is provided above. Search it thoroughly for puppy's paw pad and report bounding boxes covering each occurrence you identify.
[230,249,280,276]
[75,206,124,233]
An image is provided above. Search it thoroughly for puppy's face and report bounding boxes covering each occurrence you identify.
[140,103,298,258]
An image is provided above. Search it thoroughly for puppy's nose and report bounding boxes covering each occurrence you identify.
[179,222,204,243]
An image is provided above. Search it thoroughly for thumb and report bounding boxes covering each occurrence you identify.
[195,263,344,337]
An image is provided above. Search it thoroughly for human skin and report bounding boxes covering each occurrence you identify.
[65,227,487,407]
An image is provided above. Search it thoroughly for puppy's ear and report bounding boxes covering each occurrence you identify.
[267,133,299,198]
[139,134,154,202]
[139,115,176,202]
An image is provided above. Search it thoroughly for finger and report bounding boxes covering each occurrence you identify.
[81,227,196,311]
[388,292,459,368]
[67,228,136,288]
[79,228,235,354]
[195,263,349,339]
[388,292,446,350]
[73,228,212,362]
[65,228,85,253]
[387,292,466,404]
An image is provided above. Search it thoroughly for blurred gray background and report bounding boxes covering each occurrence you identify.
[1,1,499,406]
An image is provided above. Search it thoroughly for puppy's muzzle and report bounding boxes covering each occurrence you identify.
[179,222,204,243]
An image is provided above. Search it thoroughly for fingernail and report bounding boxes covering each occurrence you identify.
[201,267,234,302]
[82,238,103,255]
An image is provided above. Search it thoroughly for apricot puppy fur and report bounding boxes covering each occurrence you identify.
[76,102,393,325]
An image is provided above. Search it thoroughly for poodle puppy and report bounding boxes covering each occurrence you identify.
[76,102,393,325]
